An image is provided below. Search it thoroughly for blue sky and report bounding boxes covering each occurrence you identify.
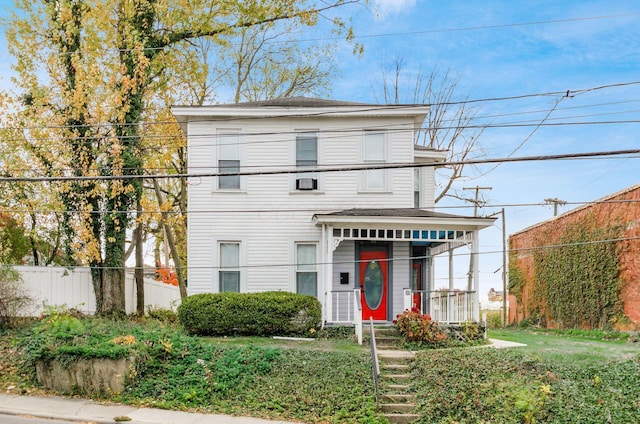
[334,0,640,301]
[1,0,639,303]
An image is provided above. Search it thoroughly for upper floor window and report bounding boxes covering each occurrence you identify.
[295,132,318,191]
[219,242,240,292]
[414,168,420,208]
[362,131,388,191]
[218,132,240,190]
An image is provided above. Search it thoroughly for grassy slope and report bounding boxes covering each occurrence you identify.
[1,320,385,424]
[409,328,640,423]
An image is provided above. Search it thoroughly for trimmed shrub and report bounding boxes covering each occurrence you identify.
[178,291,321,336]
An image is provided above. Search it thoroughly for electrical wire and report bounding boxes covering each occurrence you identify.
[3,235,638,271]
[1,148,639,182]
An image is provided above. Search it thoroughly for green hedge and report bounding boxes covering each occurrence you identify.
[177,291,321,336]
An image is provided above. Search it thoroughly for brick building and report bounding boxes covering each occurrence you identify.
[508,184,640,329]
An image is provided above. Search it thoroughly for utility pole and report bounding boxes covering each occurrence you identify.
[463,186,493,217]
[462,186,492,292]
[489,208,508,327]
[544,197,567,216]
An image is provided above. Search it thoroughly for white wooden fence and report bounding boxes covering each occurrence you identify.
[14,266,181,316]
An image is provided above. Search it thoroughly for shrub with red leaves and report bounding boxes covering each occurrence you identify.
[393,307,447,345]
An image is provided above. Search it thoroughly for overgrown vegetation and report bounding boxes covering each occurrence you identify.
[3,317,640,423]
[411,348,640,423]
[510,215,625,329]
[178,292,321,336]
[0,266,32,328]
[8,315,382,423]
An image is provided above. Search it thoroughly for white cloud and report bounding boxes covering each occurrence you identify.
[373,0,416,18]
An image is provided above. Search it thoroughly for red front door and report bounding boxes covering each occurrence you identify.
[360,248,388,320]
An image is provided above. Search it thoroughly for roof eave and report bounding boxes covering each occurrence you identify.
[313,214,495,230]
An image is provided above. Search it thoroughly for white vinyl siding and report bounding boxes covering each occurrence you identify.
[184,116,439,296]
[392,242,411,317]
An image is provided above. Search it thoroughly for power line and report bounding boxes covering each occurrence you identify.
[1,148,639,183]
[10,11,637,54]
[3,235,638,272]
[2,81,639,134]
[1,197,640,216]
[1,197,639,216]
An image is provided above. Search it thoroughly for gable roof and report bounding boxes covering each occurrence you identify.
[204,96,374,108]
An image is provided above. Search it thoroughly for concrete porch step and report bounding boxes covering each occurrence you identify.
[382,373,412,383]
[383,413,421,424]
[385,383,411,393]
[378,351,415,366]
[382,363,410,371]
[381,394,415,404]
[380,403,417,414]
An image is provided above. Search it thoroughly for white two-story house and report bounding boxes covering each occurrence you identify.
[172,97,494,326]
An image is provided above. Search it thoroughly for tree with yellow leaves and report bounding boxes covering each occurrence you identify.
[5,0,360,316]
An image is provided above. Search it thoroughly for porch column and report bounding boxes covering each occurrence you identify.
[323,224,334,324]
[448,247,454,321]
[472,230,480,321]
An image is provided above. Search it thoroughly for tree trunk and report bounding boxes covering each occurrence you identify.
[135,196,145,315]
[98,267,126,317]
[153,179,187,299]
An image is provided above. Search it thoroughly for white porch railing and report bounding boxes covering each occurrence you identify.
[428,290,475,323]
[330,290,355,323]
[407,290,476,323]
[329,289,363,344]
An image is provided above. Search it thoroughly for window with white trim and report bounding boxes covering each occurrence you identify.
[295,132,318,190]
[362,131,387,191]
[219,242,240,292]
[296,243,317,297]
[414,168,420,207]
[218,132,240,190]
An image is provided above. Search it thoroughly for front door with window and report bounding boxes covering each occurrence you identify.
[359,248,388,320]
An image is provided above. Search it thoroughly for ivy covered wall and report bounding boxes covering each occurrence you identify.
[508,184,640,330]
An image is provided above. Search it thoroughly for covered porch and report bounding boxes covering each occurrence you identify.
[313,209,495,327]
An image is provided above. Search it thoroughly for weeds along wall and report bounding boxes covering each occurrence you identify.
[508,185,640,330]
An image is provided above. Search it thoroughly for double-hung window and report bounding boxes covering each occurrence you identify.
[218,132,240,190]
[363,131,387,191]
[414,168,421,207]
[219,242,240,292]
[296,243,317,297]
[295,132,318,190]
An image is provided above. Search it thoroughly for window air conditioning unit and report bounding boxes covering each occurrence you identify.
[296,177,318,190]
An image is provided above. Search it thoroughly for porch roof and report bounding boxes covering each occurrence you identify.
[312,208,495,231]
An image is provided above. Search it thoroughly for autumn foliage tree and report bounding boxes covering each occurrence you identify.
[5,0,359,316]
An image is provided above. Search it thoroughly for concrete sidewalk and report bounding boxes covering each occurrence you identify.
[488,338,527,349]
[0,393,295,424]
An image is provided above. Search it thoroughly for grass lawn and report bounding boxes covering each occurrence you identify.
[488,328,640,365]
[408,328,640,423]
